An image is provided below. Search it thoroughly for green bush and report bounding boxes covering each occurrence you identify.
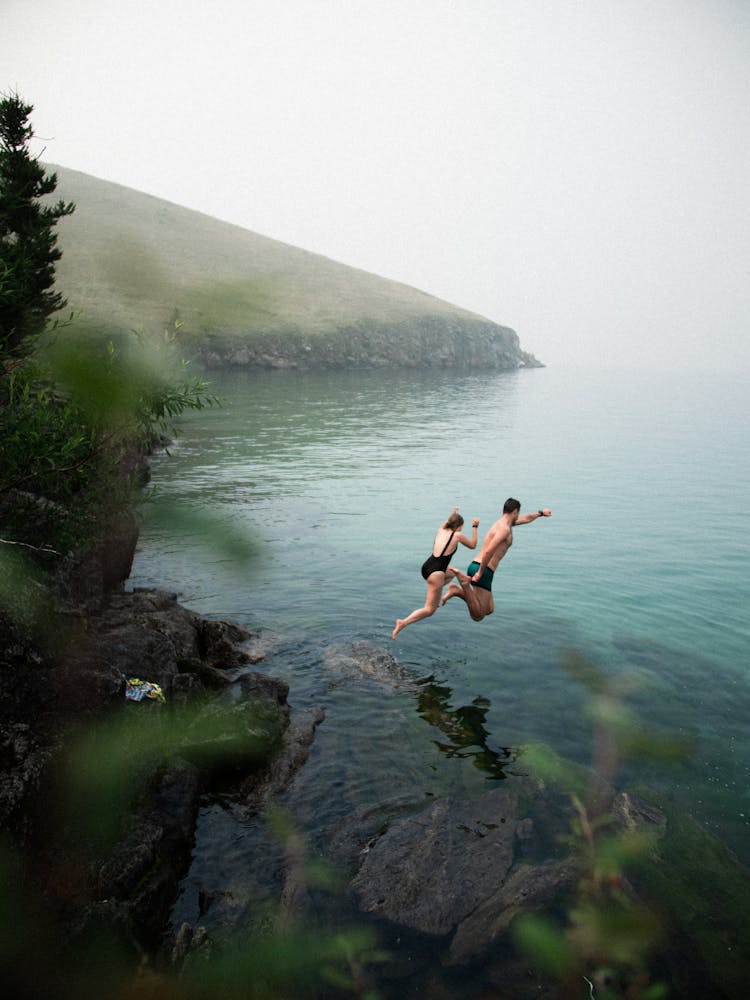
[1,326,216,553]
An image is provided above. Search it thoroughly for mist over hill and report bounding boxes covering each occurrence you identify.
[49,165,541,370]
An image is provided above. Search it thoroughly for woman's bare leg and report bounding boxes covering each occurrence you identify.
[393,576,444,638]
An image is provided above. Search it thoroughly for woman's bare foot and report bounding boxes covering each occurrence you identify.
[392,619,406,639]
[441,585,461,606]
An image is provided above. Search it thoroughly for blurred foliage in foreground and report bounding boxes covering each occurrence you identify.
[514,651,698,1000]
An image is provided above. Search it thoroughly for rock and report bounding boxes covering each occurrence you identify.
[48,509,140,614]
[238,670,289,704]
[323,641,417,690]
[0,723,55,841]
[0,574,297,970]
[611,789,668,834]
[350,786,520,936]
[619,787,750,999]
[345,771,621,968]
[238,704,326,812]
[195,316,542,372]
[177,688,288,776]
[171,922,195,967]
[95,756,202,947]
[99,510,140,591]
[326,794,432,873]
[177,656,234,690]
[171,922,213,973]
[448,858,579,965]
[194,616,255,670]
[50,588,265,715]
[95,589,258,687]
[96,621,180,693]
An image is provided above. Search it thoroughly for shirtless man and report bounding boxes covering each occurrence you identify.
[441,498,551,621]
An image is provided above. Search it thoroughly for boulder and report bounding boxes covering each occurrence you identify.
[448,857,578,965]
[177,686,289,777]
[351,786,521,936]
[0,723,56,841]
[238,704,326,812]
[323,641,417,691]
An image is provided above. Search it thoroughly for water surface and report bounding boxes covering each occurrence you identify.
[129,365,750,916]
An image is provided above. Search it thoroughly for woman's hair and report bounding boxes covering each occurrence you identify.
[443,511,465,529]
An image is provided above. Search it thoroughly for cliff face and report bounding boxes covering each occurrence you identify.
[48,165,542,371]
[196,316,541,370]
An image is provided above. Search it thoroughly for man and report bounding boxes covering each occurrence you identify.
[441,498,551,621]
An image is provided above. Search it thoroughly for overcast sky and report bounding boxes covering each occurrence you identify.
[4,0,749,371]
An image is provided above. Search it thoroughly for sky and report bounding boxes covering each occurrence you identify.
[3,0,750,371]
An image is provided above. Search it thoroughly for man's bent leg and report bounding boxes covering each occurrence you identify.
[441,584,463,606]
[451,568,487,621]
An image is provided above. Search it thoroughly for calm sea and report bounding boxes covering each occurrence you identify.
[128,364,750,919]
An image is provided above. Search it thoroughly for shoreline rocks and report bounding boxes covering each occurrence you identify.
[0,581,324,967]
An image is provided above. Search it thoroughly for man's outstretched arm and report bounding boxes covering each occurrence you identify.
[515,508,552,525]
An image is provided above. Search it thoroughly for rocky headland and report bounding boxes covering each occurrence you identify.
[49,165,542,374]
[193,316,540,371]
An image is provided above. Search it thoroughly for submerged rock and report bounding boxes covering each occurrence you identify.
[342,757,750,998]
[351,786,522,936]
[621,787,750,999]
[323,640,418,690]
[448,857,578,965]
[345,772,672,970]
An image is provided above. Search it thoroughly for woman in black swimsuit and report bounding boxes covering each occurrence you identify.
[392,508,479,638]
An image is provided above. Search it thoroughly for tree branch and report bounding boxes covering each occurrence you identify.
[0,537,60,556]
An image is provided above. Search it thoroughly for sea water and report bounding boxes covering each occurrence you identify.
[128,364,750,904]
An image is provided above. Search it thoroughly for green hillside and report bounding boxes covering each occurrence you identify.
[49,165,541,369]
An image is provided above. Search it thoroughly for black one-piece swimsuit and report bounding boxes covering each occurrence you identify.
[420,531,456,581]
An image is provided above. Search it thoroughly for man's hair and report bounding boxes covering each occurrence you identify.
[503,497,521,514]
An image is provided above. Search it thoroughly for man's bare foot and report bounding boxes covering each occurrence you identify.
[392,619,405,639]
[447,566,473,587]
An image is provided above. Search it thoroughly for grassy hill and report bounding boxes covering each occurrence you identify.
[49,165,541,369]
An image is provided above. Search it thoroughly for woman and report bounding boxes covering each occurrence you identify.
[392,508,479,638]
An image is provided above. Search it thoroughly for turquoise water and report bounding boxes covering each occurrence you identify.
[129,365,750,881]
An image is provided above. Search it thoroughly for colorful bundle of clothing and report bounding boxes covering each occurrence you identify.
[125,677,166,703]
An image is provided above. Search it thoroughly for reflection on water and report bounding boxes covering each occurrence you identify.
[415,678,522,780]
